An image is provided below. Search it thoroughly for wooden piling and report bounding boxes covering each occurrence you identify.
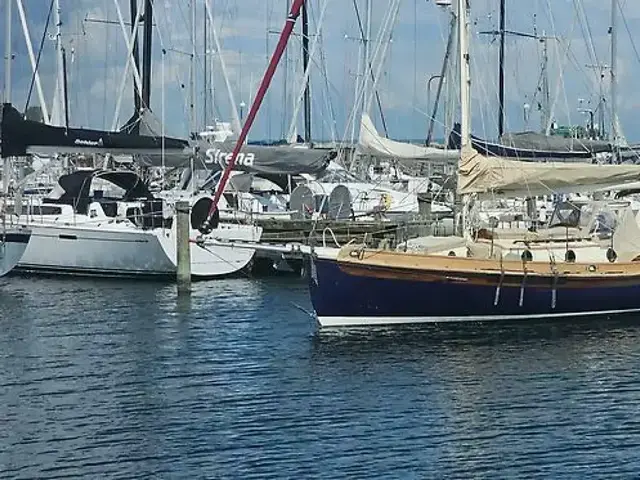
[175,200,191,293]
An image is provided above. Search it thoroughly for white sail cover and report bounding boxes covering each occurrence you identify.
[358,114,458,161]
[458,148,640,198]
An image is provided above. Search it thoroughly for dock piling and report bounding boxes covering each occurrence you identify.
[176,200,191,293]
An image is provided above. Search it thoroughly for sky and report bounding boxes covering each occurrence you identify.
[2,0,640,142]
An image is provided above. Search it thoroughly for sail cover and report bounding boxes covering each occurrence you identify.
[358,114,458,161]
[1,103,332,176]
[501,131,612,154]
[190,140,334,175]
[458,147,640,198]
[1,103,190,158]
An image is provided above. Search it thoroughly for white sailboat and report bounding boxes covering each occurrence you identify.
[15,169,261,278]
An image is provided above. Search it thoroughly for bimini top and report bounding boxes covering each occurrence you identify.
[47,169,154,205]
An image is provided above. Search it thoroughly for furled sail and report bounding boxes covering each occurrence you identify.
[1,103,190,158]
[500,131,612,154]
[192,140,333,175]
[458,147,640,198]
[448,123,594,161]
[0,103,331,176]
[358,114,458,161]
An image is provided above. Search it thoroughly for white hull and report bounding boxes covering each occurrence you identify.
[18,221,262,279]
[0,229,31,277]
[317,308,640,328]
[157,222,262,278]
[18,223,176,277]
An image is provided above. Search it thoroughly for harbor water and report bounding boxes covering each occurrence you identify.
[2,275,640,478]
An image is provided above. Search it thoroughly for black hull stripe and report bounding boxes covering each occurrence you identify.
[2,233,31,244]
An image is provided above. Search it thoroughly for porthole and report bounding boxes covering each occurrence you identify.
[565,250,576,263]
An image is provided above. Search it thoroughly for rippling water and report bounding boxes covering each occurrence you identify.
[2,275,640,478]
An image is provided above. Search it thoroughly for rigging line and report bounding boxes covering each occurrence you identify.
[618,1,640,68]
[573,0,599,67]
[24,0,55,116]
[351,0,389,138]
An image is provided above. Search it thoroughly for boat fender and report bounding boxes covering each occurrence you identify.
[606,248,617,263]
[521,250,533,262]
[565,250,576,263]
[380,192,392,211]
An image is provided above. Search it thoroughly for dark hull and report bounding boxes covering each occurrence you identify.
[309,257,640,327]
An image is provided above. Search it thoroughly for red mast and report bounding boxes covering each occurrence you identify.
[202,0,306,231]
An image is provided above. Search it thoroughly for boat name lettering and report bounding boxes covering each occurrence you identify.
[205,148,255,167]
[74,138,104,147]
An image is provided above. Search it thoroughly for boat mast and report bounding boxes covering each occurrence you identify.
[3,0,12,196]
[540,35,550,133]
[301,1,311,143]
[426,9,456,145]
[203,0,305,226]
[189,0,196,136]
[610,0,618,150]
[61,48,70,128]
[3,0,11,106]
[459,0,471,149]
[362,0,372,118]
[16,0,51,124]
[498,0,505,138]
[203,0,208,128]
[141,0,152,111]
[54,0,68,126]
[129,0,142,120]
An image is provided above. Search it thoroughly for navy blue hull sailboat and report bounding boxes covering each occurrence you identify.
[309,246,640,327]
[306,0,640,328]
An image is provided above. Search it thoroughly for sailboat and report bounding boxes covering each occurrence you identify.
[306,0,640,327]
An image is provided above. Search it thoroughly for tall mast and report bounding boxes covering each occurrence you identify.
[129,0,141,117]
[204,0,208,128]
[540,35,550,133]
[54,0,67,125]
[427,10,456,145]
[3,0,12,104]
[3,0,13,196]
[363,0,372,117]
[62,48,70,128]
[141,0,153,109]
[610,0,618,147]
[459,0,471,149]
[301,1,311,143]
[189,0,196,135]
[498,0,505,138]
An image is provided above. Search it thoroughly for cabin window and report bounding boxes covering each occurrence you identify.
[28,205,62,216]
